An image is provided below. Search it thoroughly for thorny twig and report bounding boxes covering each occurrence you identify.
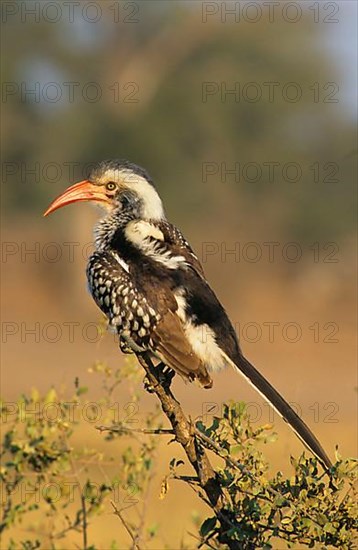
[111,500,141,550]
[80,494,88,550]
[96,425,174,435]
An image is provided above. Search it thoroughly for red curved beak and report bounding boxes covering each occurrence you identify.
[43,180,110,217]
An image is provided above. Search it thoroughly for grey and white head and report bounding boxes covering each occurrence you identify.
[44,159,165,222]
[88,160,165,221]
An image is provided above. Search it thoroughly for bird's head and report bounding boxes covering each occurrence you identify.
[44,159,165,221]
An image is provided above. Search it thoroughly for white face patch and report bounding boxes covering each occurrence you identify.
[128,176,164,220]
[101,168,165,220]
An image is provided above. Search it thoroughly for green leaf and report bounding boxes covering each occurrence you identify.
[44,388,57,404]
[200,516,217,537]
[230,444,242,455]
[147,522,159,537]
[323,522,337,534]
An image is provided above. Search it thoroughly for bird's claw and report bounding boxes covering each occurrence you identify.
[143,375,156,393]
[120,334,146,354]
[119,340,134,354]
[157,363,175,390]
[142,363,175,393]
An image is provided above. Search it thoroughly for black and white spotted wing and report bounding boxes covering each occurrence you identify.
[86,251,160,349]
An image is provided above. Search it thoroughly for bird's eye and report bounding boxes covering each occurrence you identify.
[105,182,116,191]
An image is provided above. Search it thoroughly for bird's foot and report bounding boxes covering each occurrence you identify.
[143,374,155,393]
[119,334,146,354]
[157,363,175,390]
[119,340,134,354]
[142,363,175,393]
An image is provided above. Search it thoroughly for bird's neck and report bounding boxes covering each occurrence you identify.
[94,208,165,252]
[94,210,134,251]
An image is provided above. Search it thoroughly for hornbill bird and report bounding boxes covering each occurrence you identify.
[44,159,332,470]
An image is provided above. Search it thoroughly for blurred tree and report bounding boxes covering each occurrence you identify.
[2,3,356,245]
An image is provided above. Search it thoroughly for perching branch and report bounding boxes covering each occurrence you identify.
[135,352,240,550]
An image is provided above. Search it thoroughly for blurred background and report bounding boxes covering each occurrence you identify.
[1,1,357,547]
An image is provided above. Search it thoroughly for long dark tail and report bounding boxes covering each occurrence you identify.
[224,351,332,470]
